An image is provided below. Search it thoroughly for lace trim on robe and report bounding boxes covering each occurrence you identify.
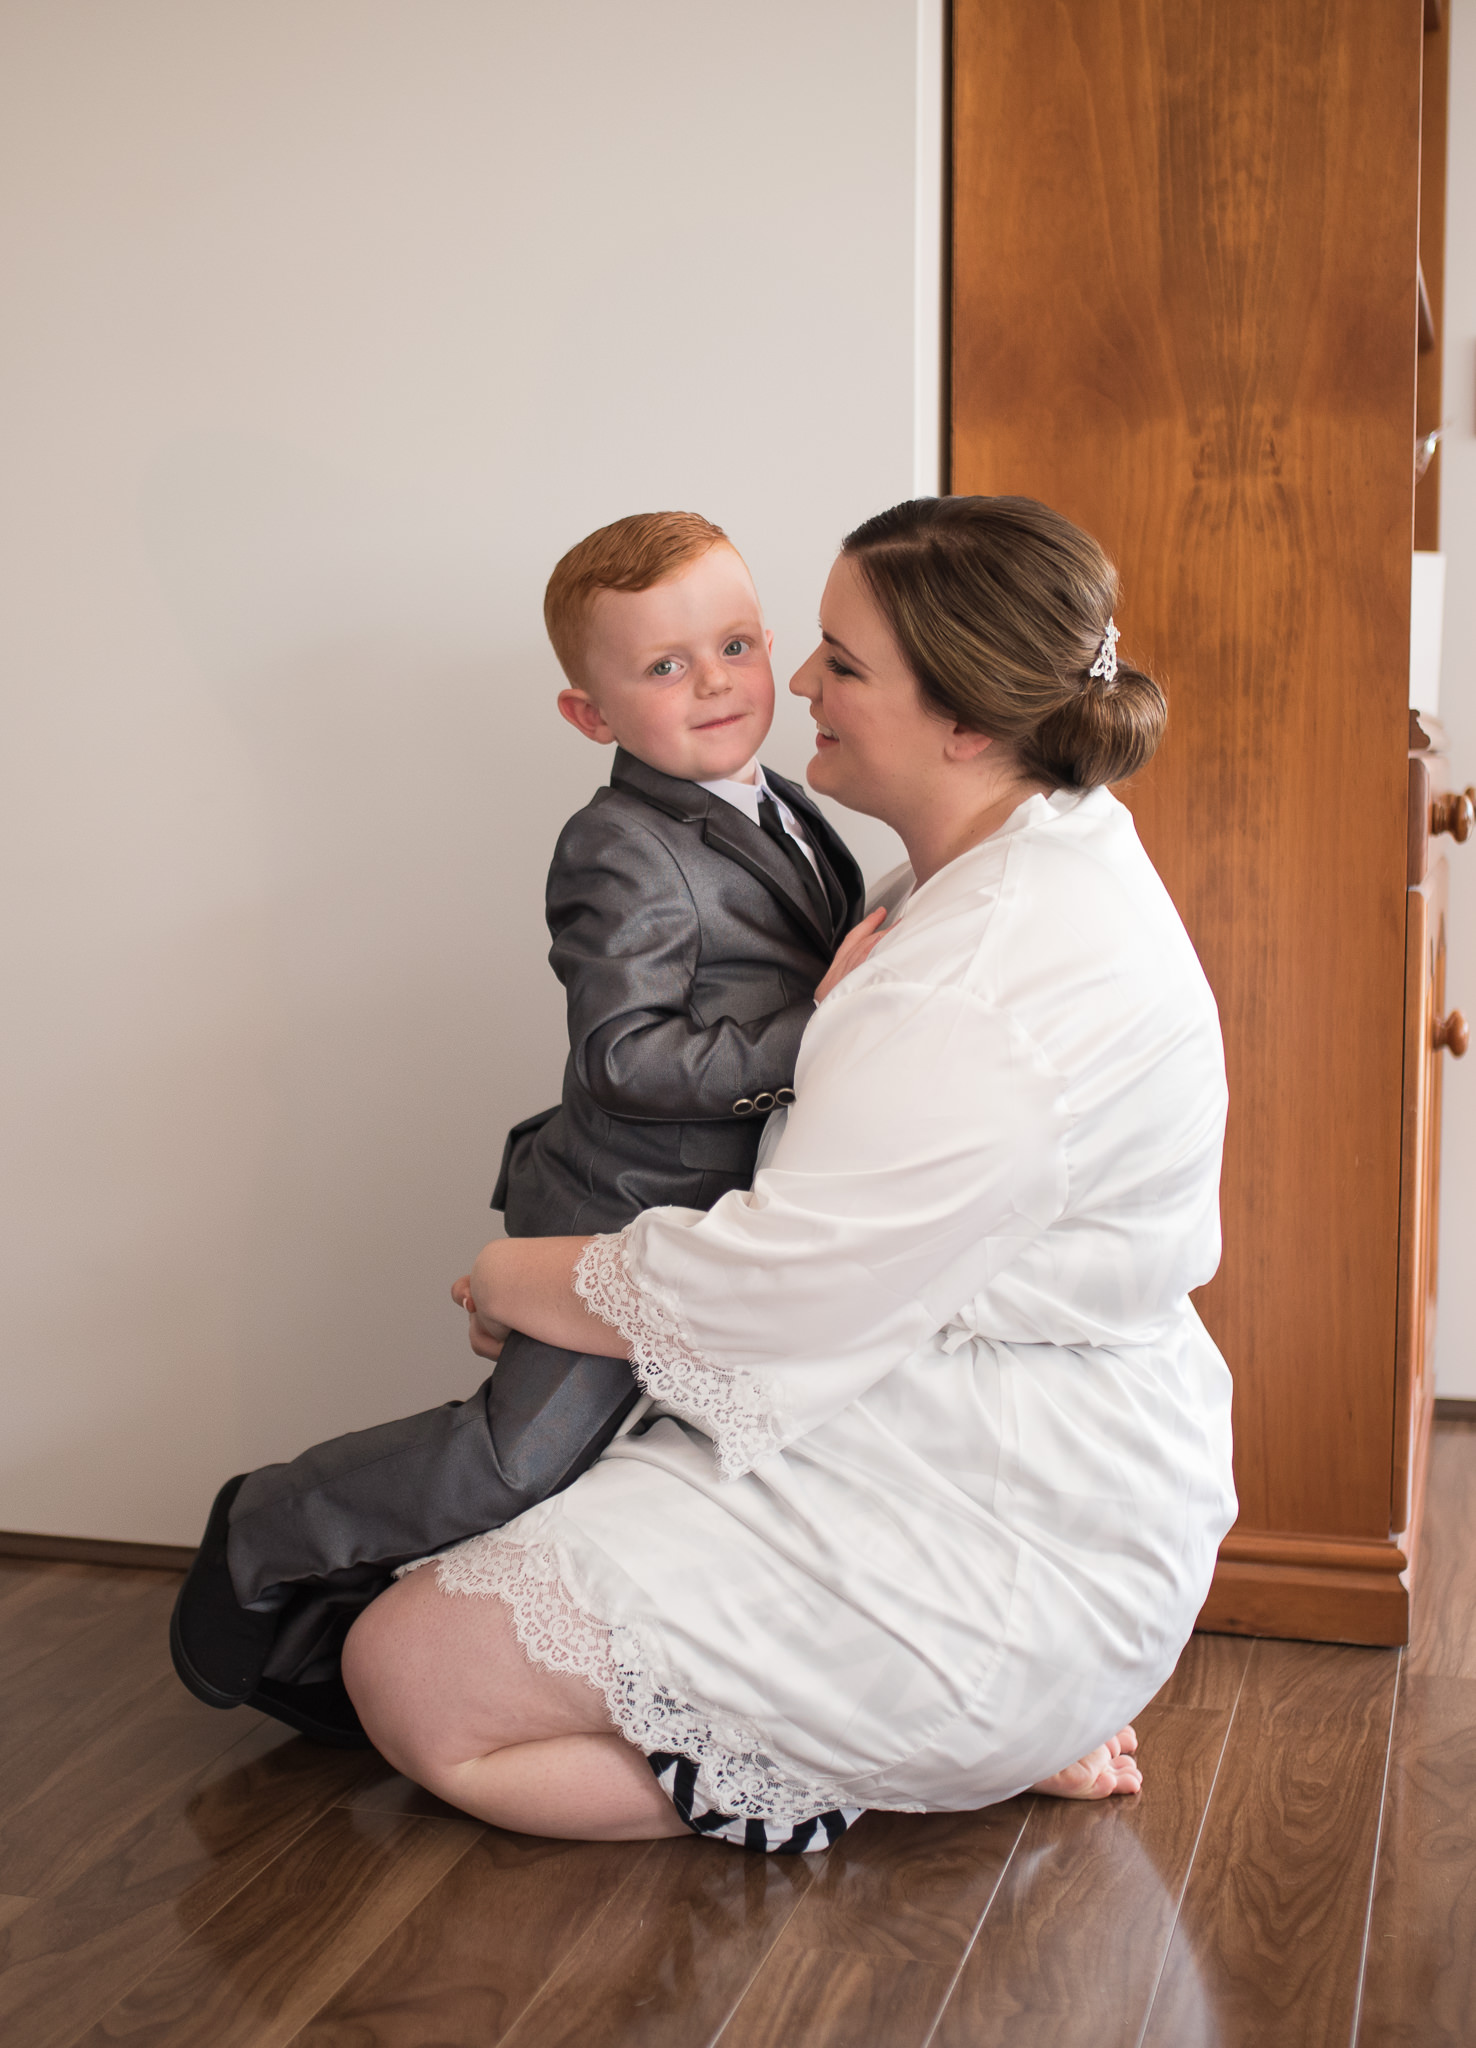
[573,1228,785,1481]
[434,1530,859,1826]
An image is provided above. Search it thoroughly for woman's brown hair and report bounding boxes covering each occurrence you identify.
[841,496,1165,791]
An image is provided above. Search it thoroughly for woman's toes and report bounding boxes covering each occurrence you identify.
[1032,1736,1143,1800]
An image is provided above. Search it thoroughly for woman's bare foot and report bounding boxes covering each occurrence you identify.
[1031,1725,1141,1800]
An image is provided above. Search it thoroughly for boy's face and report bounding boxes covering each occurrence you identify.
[558,545,776,782]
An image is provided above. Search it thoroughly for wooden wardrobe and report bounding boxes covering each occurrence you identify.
[950,0,1465,1644]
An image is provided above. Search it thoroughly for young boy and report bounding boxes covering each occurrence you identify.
[171,511,864,1744]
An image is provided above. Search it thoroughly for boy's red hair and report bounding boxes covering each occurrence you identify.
[544,510,730,685]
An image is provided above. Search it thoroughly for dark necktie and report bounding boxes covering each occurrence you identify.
[758,792,833,936]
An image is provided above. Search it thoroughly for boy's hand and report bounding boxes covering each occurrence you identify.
[451,1273,512,1362]
[815,906,888,1003]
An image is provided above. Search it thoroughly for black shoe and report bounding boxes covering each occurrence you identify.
[170,1474,279,1709]
[247,1675,374,1750]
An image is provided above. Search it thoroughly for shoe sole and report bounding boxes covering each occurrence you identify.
[169,1601,245,1711]
[247,1684,374,1750]
[168,1473,257,1709]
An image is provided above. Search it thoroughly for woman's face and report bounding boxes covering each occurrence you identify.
[789,553,959,820]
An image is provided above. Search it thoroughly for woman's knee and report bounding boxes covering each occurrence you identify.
[342,1572,441,1771]
[342,1565,616,1778]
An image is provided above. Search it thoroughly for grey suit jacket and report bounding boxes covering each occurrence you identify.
[495,748,866,1236]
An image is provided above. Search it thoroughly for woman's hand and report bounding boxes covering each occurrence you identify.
[450,1238,629,1361]
[814,905,888,1003]
[451,1272,512,1362]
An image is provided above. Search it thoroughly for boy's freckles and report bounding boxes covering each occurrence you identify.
[568,545,778,783]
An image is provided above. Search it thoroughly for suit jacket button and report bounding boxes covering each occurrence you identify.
[776,1087,796,1105]
[733,1098,756,1117]
[753,1092,776,1112]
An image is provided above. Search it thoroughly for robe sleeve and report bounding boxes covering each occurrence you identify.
[573,972,1072,1478]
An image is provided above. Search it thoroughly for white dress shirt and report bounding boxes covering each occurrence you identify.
[699,766,822,876]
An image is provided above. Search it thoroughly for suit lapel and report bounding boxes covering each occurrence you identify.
[698,804,834,951]
[609,748,835,953]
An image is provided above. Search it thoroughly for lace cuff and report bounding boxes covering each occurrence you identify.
[574,1228,784,1480]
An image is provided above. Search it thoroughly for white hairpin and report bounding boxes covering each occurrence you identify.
[1088,618,1120,684]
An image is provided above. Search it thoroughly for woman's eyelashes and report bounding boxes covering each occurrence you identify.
[823,654,858,679]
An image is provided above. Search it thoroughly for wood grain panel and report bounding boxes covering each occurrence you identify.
[0,1720,376,2048]
[716,1803,1031,2048]
[0,1676,363,1900]
[1407,1418,1476,1679]
[1140,1637,1399,2047]
[1198,1558,1409,1647]
[1415,4,1449,550]
[0,1562,166,1692]
[289,1832,652,2048]
[952,0,1421,1546]
[67,1807,476,2048]
[495,1836,812,2048]
[1216,1532,1407,1574]
[1154,1629,1253,1710]
[1357,1674,1476,2046]
[1393,862,1446,1539]
[932,1703,1233,2048]
[0,1577,183,1830]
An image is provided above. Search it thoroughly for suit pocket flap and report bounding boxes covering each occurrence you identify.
[678,1119,760,1172]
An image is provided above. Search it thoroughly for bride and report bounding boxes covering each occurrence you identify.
[342,494,1238,1852]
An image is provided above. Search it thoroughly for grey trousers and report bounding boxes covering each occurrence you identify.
[225,1333,640,1685]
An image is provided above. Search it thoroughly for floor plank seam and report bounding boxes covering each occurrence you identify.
[913,1799,1038,2048]
[1130,1636,1254,2048]
[0,1586,170,1715]
[480,1839,674,2048]
[281,1820,486,2047]
[275,1830,663,2048]
[1346,1646,1405,2048]
[699,1860,819,2048]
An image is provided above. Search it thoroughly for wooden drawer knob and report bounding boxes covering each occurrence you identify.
[1431,789,1476,842]
[1435,1010,1469,1058]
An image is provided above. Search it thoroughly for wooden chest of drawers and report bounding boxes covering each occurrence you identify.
[950,0,1464,1642]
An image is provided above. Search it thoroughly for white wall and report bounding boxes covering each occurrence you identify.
[1436,0,1476,1397]
[0,1,939,1543]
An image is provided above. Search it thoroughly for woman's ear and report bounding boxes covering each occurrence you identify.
[558,689,617,744]
[945,725,995,764]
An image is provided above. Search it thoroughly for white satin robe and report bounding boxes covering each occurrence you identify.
[437,787,1237,1823]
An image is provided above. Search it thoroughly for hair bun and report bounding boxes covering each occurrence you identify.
[840,496,1168,791]
[1022,662,1167,791]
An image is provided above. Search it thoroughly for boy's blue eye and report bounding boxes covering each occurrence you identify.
[723,638,746,657]
[651,659,678,677]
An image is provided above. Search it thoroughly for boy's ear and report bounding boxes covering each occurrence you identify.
[765,627,774,657]
[558,688,617,745]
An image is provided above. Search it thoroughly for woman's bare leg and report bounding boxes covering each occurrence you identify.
[342,1565,688,1841]
[1032,1725,1141,1800]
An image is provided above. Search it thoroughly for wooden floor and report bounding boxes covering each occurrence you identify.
[2,1423,1473,2048]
